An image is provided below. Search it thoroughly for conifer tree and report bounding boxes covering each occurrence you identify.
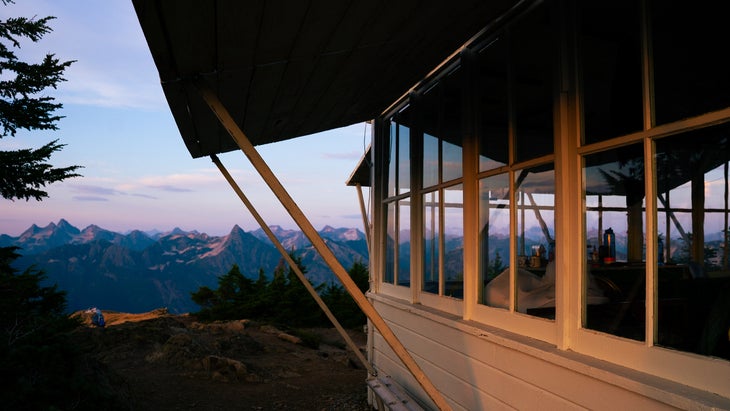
[0,0,81,201]
[0,4,114,408]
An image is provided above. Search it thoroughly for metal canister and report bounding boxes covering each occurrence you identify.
[603,228,616,263]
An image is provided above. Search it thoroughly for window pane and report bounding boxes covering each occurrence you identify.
[423,190,440,294]
[422,71,463,187]
[476,36,508,172]
[398,125,410,195]
[579,1,643,144]
[387,121,396,198]
[385,202,396,284]
[444,184,464,299]
[442,67,463,182]
[422,186,464,300]
[515,164,555,318]
[398,199,411,286]
[655,124,730,360]
[443,140,462,182]
[479,173,511,307]
[583,144,646,342]
[511,2,554,162]
[423,133,439,188]
[652,1,730,125]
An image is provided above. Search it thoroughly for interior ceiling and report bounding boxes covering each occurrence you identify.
[132,0,519,158]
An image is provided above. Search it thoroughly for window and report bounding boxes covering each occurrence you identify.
[583,144,646,341]
[423,186,464,299]
[383,109,412,287]
[512,2,554,162]
[578,0,730,369]
[651,1,730,125]
[479,173,510,306]
[578,0,643,144]
[420,68,464,300]
[477,2,556,320]
[384,200,411,286]
[655,126,730,359]
[515,164,555,317]
[476,36,508,172]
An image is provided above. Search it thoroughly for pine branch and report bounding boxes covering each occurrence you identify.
[0,139,82,201]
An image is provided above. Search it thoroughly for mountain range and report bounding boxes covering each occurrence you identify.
[1,219,368,314]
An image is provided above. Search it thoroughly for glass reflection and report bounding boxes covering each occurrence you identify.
[652,1,730,125]
[579,0,642,144]
[478,173,510,307]
[398,125,410,195]
[423,133,439,188]
[511,2,554,161]
[476,36,508,172]
[384,199,411,287]
[515,165,555,318]
[422,186,464,299]
[423,190,440,294]
[443,140,462,182]
[385,202,395,284]
[398,200,411,286]
[387,121,396,198]
[444,185,464,298]
[583,143,646,342]
[655,125,730,360]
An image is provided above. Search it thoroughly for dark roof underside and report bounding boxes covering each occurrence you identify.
[132,0,518,158]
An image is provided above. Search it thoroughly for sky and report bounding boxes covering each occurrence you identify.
[0,0,372,237]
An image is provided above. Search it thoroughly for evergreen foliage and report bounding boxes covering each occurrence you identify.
[191,255,370,329]
[0,0,81,201]
[0,3,111,408]
[0,247,119,409]
[321,260,369,328]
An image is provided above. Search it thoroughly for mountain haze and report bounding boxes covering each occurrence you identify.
[2,220,369,314]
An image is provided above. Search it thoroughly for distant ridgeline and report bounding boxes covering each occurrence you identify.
[1,219,369,314]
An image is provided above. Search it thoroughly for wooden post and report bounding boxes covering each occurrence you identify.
[210,154,374,376]
[196,82,452,411]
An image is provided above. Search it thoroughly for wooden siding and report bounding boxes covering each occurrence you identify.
[369,295,729,410]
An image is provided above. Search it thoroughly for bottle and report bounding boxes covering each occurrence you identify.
[603,228,616,263]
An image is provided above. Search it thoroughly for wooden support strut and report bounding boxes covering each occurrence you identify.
[196,82,452,411]
[210,154,375,376]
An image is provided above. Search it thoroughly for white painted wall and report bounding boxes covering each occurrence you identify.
[369,295,730,410]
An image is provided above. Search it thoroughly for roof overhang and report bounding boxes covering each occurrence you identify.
[132,0,519,158]
[346,145,371,187]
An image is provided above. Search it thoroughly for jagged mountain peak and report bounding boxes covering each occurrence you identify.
[224,225,253,245]
[169,227,186,236]
[125,229,152,240]
[266,225,297,236]
[81,224,104,233]
[57,218,79,233]
[19,223,42,239]
[77,224,121,243]
[15,220,82,254]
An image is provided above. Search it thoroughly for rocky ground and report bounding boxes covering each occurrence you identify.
[72,309,373,410]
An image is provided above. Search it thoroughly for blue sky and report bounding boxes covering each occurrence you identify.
[0,0,371,237]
